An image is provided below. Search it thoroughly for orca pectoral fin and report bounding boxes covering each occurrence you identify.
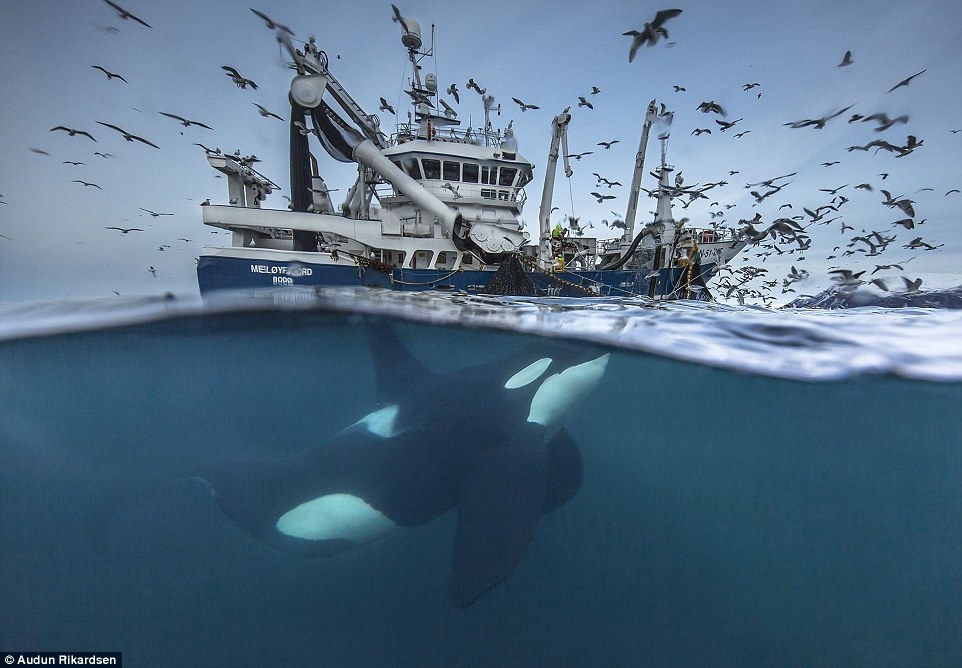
[449,431,547,608]
[543,427,583,513]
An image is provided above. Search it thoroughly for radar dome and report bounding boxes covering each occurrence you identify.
[424,73,437,92]
[400,18,422,50]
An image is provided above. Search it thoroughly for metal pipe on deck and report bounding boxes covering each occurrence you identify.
[352,139,470,249]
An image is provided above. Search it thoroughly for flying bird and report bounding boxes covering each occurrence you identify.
[577,97,593,109]
[72,180,102,189]
[159,112,212,129]
[104,226,143,234]
[379,97,396,115]
[140,208,173,217]
[253,103,283,120]
[597,140,619,149]
[50,126,96,141]
[466,78,485,95]
[91,65,127,82]
[512,97,540,112]
[715,117,743,132]
[62,161,86,166]
[887,69,926,93]
[221,66,258,90]
[446,84,460,104]
[838,50,853,67]
[102,0,151,28]
[861,112,909,132]
[250,8,295,35]
[623,9,683,62]
[784,105,853,129]
[29,148,50,155]
[95,121,160,148]
[697,100,726,116]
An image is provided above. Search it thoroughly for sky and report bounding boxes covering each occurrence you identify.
[1,0,960,305]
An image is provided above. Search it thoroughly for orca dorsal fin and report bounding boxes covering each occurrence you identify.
[366,323,433,407]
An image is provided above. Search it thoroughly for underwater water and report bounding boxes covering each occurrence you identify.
[1,289,961,667]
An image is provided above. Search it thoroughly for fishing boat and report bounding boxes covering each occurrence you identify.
[196,7,747,299]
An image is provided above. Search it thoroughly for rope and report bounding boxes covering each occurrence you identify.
[518,255,595,296]
[391,267,463,286]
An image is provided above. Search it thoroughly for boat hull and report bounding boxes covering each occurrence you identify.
[197,251,721,299]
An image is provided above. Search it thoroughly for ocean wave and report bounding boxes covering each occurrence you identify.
[2,288,961,382]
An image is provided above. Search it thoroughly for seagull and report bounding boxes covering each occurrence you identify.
[466,78,485,95]
[29,148,50,155]
[861,113,909,132]
[623,9,683,62]
[597,140,619,149]
[253,103,283,120]
[591,86,602,95]
[441,182,463,199]
[733,130,751,138]
[50,126,96,141]
[838,50,853,67]
[577,97,593,109]
[715,117,743,132]
[691,128,711,136]
[91,65,127,82]
[565,151,593,160]
[250,8,295,36]
[377,97,396,115]
[94,151,113,158]
[672,85,686,92]
[784,105,853,129]
[159,112,212,129]
[887,69,926,93]
[96,121,159,148]
[901,277,923,293]
[390,4,411,34]
[72,180,103,189]
[446,84,460,104]
[104,226,143,234]
[512,97,540,112]
[139,208,173,217]
[102,0,151,28]
[697,100,726,116]
[148,266,157,276]
[62,161,86,166]
[742,82,761,91]
[221,66,258,90]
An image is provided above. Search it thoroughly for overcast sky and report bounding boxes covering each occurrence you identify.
[1,0,960,304]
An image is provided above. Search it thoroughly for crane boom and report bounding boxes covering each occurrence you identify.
[538,110,573,264]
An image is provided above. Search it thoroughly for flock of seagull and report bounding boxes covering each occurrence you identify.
[5,2,958,304]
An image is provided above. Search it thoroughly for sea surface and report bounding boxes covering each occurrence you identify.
[1,288,961,667]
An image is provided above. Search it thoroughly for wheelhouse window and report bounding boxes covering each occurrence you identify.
[422,158,441,180]
[462,163,479,183]
[481,166,497,185]
[443,161,460,181]
[498,167,517,187]
[400,157,422,179]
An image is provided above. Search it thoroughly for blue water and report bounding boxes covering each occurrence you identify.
[1,290,961,666]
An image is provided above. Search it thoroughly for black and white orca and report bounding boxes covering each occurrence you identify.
[200,326,610,608]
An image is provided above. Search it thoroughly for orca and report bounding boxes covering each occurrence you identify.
[199,326,610,608]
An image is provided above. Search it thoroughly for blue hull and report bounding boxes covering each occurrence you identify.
[197,255,717,299]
